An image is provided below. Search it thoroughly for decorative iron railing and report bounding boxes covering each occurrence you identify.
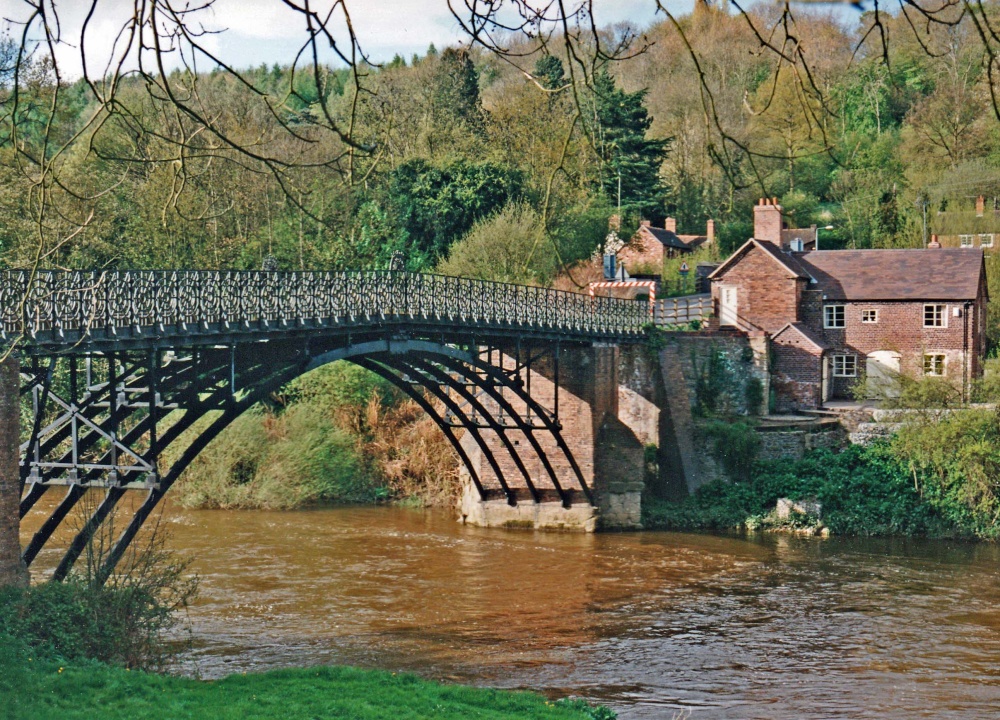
[0,270,649,345]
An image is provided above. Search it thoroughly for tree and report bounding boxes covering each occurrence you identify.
[387,159,525,268]
[437,203,547,284]
[591,70,670,220]
[534,55,565,90]
[433,48,483,129]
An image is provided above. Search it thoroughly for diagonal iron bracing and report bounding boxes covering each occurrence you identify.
[6,269,641,584]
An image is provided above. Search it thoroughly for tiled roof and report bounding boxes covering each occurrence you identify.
[642,226,692,251]
[772,322,828,353]
[796,248,985,301]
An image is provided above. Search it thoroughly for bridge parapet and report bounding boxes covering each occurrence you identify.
[0,270,648,350]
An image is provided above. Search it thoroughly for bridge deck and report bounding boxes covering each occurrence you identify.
[1,270,651,352]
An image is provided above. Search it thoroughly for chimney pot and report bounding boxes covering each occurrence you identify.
[706,218,715,243]
[928,234,941,249]
[977,195,985,217]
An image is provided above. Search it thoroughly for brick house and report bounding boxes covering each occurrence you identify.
[616,218,715,271]
[708,227,988,411]
[931,195,1000,251]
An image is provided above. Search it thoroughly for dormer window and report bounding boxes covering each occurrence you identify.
[960,234,975,248]
[980,233,994,248]
[824,305,845,329]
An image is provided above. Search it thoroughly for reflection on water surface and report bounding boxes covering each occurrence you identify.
[24,502,1000,719]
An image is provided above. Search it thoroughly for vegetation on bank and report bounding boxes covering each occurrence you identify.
[170,361,460,510]
[0,638,611,720]
[0,571,614,720]
[647,406,1000,540]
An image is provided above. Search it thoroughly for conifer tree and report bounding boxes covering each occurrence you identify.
[534,55,565,90]
[433,48,483,129]
[592,70,670,221]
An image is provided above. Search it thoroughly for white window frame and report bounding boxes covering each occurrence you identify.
[832,354,857,377]
[923,304,947,328]
[923,353,946,377]
[980,233,994,248]
[824,304,846,329]
[960,234,975,248]
[861,309,878,324]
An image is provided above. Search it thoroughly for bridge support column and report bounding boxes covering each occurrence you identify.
[457,343,644,531]
[0,353,27,587]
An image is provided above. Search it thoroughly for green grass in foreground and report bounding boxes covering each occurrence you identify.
[0,640,609,720]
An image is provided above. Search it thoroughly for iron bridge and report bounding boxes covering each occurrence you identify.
[1,270,649,583]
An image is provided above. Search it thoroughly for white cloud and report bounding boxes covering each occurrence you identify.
[0,0,664,77]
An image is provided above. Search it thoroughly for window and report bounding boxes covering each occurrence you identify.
[923,353,946,376]
[924,304,947,328]
[960,234,975,248]
[824,305,846,328]
[980,233,995,248]
[832,354,857,377]
[861,309,878,323]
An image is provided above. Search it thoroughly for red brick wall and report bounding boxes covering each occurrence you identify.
[801,291,984,398]
[617,231,664,272]
[771,332,823,412]
[712,246,801,333]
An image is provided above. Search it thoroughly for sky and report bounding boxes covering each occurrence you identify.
[0,0,677,79]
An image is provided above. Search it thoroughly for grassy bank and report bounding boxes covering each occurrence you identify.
[0,643,610,720]
[0,582,613,720]
[644,443,989,539]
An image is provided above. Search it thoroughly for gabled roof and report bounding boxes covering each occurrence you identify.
[796,248,986,301]
[772,322,828,353]
[641,226,692,251]
[707,238,811,281]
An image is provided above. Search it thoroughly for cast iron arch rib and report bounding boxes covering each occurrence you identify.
[18,335,603,583]
[366,355,524,505]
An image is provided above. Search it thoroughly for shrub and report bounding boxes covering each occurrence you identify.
[644,445,962,538]
[699,420,760,482]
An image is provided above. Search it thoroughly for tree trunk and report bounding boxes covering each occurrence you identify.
[0,352,27,587]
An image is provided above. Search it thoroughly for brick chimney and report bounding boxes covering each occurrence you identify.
[663,217,676,233]
[977,195,985,217]
[753,197,783,245]
[609,214,621,232]
[706,218,715,244]
[928,234,941,249]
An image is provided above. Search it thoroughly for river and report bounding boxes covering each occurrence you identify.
[23,502,1000,718]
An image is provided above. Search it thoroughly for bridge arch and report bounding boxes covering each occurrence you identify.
[18,337,593,584]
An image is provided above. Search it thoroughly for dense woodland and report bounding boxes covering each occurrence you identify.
[4,5,1000,289]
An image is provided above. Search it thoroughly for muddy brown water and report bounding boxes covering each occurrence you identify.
[21,502,1000,719]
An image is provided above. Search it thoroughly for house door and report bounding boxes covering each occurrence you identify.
[866,351,901,399]
[821,355,832,403]
[719,285,738,327]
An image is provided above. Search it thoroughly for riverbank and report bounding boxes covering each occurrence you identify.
[644,444,987,539]
[0,642,609,720]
